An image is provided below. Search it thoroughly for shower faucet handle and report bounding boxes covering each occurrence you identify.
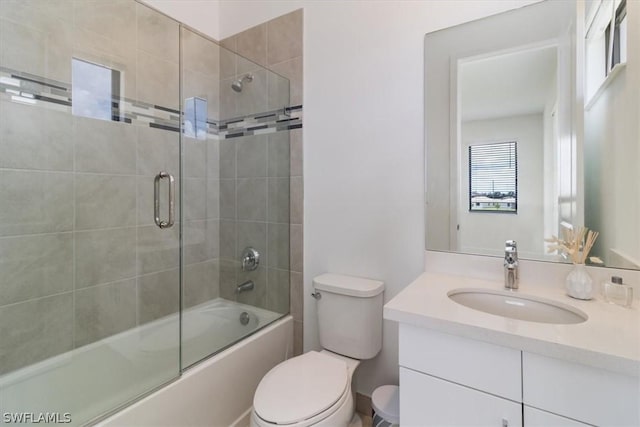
[241,247,260,272]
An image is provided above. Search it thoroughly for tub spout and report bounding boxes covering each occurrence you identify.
[236,280,255,294]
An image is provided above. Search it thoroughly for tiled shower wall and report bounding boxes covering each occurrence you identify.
[0,0,297,376]
[221,9,304,355]
[0,0,219,375]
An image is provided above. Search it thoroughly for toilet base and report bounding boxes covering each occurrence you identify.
[250,388,354,427]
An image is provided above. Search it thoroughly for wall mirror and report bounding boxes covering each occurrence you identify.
[425,0,639,270]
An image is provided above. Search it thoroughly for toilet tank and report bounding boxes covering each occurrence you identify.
[313,274,384,360]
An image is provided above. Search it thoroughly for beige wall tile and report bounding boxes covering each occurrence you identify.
[75,174,136,230]
[183,261,218,308]
[74,279,136,347]
[267,223,289,270]
[183,220,209,265]
[0,19,46,77]
[138,269,180,324]
[268,132,290,178]
[267,70,290,110]
[267,268,290,314]
[182,135,207,178]
[268,177,290,224]
[219,258,238,300]
[74,117,137,174]
[0,170,73,237]
[137,50,179,109]
[290,176,303,225]
[290,128,303,176]
[137,2,179,62]
[237,178,267,221]
[237,135,268,178]
[137,126,180,176]
[290,224,303,273]
[206,180,220,220]
[181,27,220,79]
[0,233,73,306]
[270,56,303,106]
[290,271,303,322]
[75,227,137,289]
[219,179,236,220]
[183,178,206,221]
[236,24,267,67]
[219,220,237,260]
[0,293,73,374]
[0,100,73,171]
[267,9,303,65]
[137,225,180,275]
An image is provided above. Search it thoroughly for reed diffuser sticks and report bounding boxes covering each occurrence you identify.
[545,226,600,264]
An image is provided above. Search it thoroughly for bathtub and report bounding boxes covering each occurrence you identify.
[0,299,291,427]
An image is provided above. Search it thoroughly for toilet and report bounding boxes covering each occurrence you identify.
[251,273,384,427]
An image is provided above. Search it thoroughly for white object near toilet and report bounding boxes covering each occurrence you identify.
[251,273,384,427]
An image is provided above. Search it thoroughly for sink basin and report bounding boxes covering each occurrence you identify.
[448,288,588,324]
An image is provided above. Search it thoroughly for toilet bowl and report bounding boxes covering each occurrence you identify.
[251,351,359,427]
[250,274,384,427]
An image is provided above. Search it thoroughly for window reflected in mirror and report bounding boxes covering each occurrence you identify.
[468,142,517,213]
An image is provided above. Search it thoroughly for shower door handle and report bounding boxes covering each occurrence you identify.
[154,171,175,229]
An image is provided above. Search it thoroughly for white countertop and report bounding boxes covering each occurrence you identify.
[384,271,640,377]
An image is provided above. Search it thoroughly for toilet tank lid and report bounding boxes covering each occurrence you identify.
[313,273,384,297]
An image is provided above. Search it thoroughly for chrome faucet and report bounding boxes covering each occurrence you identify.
[504,240,519,290]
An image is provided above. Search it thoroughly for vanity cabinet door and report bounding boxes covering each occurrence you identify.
[524,406,591,427]
[522,352,639,426]
[400,367,522,427]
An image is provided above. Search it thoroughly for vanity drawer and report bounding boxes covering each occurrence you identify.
[399,324,521,401]
[524,406,590,426]
[400,367,522,427]
[523,352,640,426]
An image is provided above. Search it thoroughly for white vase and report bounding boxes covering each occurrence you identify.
[565,263,593,300]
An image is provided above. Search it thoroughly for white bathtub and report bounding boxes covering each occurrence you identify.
[0,299,290,426]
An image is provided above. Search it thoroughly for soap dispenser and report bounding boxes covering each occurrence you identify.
[602,276,633,308]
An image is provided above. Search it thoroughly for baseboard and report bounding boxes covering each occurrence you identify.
[230,407,252,427]
[355,392,372,417]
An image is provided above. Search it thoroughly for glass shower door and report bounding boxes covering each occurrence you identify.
[0,1,181,425]
[180,26,292,369]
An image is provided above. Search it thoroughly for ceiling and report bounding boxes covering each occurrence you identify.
[460,46,558,122]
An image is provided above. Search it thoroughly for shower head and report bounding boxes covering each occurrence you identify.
[231,74,253,92]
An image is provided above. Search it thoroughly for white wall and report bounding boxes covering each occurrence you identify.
[584,0,640,268]
[216,0,542,397]
[141,0,221,40]
[460,114,545,258]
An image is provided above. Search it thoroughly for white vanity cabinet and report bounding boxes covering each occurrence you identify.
[398,324,639,427]
[399,324,522,427]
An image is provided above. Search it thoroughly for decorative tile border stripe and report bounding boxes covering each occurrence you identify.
[216,105,303,139]
[0,66,302,139]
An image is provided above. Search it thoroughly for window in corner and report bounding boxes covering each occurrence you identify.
[469,141,517,213]
[72,58,121,121]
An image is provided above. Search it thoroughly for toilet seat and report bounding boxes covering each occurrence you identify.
[253,351,349,425]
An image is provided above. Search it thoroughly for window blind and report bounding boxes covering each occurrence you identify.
[469,141,517,213]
